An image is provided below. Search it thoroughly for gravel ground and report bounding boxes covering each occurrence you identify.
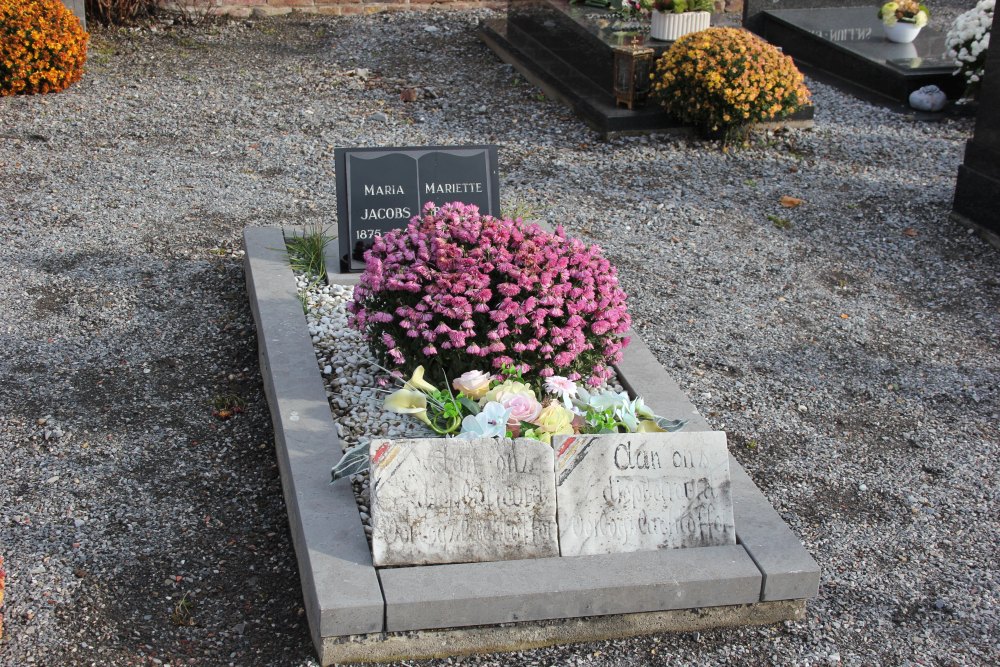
[1,6,998,667]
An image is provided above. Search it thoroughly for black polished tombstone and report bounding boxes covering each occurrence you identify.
[953,8,1000,240]
[335,146,500,272]
[481,0,676,135]
[752,6,962,102]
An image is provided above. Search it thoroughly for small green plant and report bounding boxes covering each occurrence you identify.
[768,214,792,229]
[286,225,330,281]
[501,200,539,221]
[652,0,715,12]
[211,394,245,420]
[171,594,195,626]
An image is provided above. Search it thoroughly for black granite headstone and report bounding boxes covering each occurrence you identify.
[743,0,872,35]
[758,7,963,102]
[335,146,501,272]
[953,8,1000,238]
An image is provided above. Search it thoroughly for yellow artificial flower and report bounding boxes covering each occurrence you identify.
[535,403,575,436]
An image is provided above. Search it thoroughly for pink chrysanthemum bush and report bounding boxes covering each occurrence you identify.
[348,202,632,386]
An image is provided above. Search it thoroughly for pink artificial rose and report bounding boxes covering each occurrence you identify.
[502,394,543,427]
[452,370,492,400]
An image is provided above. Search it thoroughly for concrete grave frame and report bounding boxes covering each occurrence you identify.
[244,226,820,665]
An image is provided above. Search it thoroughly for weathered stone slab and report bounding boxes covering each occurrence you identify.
[555,432,736,556]
[370,437,559,566]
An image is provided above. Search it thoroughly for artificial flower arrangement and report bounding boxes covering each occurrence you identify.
[945,0,994,98]
[332,364,685,480]
[651,27,811,143]
[878,0,930,27]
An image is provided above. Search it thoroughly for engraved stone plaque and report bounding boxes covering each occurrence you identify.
[369,437,558,567]
[554,432,736,557]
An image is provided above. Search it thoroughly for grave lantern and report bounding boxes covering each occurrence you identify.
[613,42,654,110]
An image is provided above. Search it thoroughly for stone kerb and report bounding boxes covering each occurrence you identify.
[247,226,820,663]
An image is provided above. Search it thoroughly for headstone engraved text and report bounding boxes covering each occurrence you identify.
[554,432,736,556]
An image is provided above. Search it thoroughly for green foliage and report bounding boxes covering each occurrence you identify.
[286,225,330,281]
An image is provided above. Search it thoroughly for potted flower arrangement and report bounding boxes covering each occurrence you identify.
[878,0,930,43]
[649,0,714,42]
[945,0,994,99]
[651,27,811,144]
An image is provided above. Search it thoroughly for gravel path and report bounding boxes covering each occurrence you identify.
[1,7,997,666]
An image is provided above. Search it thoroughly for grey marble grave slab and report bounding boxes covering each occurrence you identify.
[369,437,559,566]
[555,432,736,556]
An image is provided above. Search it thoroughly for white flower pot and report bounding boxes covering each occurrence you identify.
[649,10,711,42]
[883,21,922,44]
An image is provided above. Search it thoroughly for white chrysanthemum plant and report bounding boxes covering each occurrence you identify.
[946,0,994,98]
[879,0,930,27]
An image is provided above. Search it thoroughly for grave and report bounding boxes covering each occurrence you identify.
[243,225,821,664]
[750,4,963,103]
[952,6,1000,244]
[479,0,814,136]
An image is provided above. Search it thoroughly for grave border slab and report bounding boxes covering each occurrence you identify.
[245,226,820,663]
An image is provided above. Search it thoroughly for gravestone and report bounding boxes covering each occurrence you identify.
[756,6,963,102]
[953,7,1000,240]
[335,146,500,273]
[369,437,559,567]
[554,432,735,557]
[743,0,872,35]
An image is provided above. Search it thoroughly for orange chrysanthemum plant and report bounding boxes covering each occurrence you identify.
[0,0,89,96]
[652,27,811,144]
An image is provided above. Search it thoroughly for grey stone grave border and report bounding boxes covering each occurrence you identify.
[244,226,820,665]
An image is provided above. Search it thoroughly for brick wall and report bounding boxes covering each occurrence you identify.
[158,0,506,18]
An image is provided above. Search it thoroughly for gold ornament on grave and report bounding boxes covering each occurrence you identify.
[613,37,655,110]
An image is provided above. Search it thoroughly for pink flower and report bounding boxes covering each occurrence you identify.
[452,370,492,399]
[502,394,543,427]
[545,375,578,399]
[347,201,631,384]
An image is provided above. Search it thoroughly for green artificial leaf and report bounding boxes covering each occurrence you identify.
[458,396,481,415]
[330,442,369,482]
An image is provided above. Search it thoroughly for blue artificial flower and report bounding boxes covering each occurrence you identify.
[455,401,511,439]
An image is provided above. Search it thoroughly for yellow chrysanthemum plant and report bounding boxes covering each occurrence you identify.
[0,0,89,96]
[651,27,811,144]
[879,0,930,27]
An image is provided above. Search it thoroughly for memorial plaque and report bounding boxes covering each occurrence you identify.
[554,432,736,557]
[335,146,501,272]
[369,437,558,567]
